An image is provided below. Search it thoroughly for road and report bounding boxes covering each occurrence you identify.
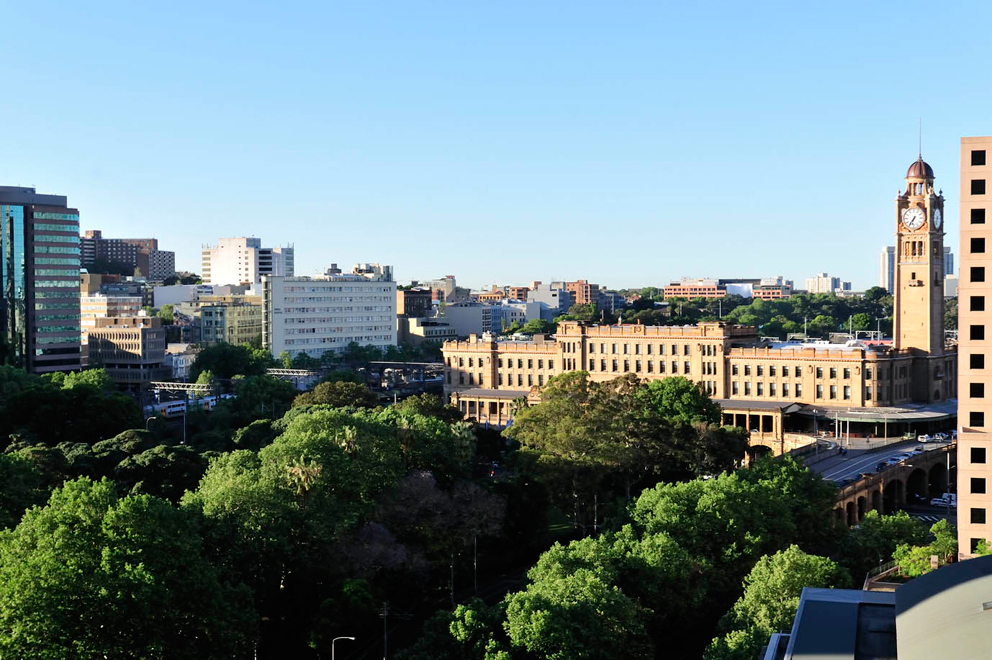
[812,440,949,483]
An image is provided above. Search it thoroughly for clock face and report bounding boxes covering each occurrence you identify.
[933,208,942,229]
[903,207,926,230]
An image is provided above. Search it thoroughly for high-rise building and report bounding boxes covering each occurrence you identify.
[80,230,176,281]
[263,263,396,359]
[944,246,955,276]
[958,136,992,559]
[565,279,601,310]
[879,246,896,294]
[201,237,294,286]
[0,186,81,373]
[805,272,852,294]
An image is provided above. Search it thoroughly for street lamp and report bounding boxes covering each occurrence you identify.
[331,636,355,660]
[145,416,157,431]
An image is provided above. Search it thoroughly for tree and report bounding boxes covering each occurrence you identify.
[638,377,720,426]
[945,297,958,330]
[838,510,926,578]
[893,519,958,577]
[0,478,255,658]
[504,568,654,659]
[519,318,555,335]
[158,304,175,325]
[0,453,47,529]
[293,380,379,409]
[705,545,850,659]
[190,343,272,383]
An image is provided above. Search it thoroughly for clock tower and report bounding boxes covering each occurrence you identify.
[893,156,945,362]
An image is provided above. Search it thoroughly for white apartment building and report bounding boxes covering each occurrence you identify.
[263,263,397,359]
[201,237,294,286]
[805,272,852,294]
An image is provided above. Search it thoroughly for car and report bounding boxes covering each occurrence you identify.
[930,497,949,507]
[935,432,949,442]
[886,457,905,466]
[911,493,927,503]
[917,434,933,443]
[876,462,888,472]
[858,472,874,480]
[911,446,925,454]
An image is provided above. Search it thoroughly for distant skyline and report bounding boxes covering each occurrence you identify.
[3,2,991,291]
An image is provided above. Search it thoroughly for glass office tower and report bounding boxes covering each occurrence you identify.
[0,187,81,373]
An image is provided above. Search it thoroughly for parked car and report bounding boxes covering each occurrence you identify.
[876,462,888,472]
[934,432,949,442]
[911,446,925,454]
[942,493,957,505]
[917,434,933,443]
[930,497,949,507]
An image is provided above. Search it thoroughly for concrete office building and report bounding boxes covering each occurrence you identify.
[396,317,458,346]
[263,263,396,359]
[527,283,569,319]
[80,294,143,350]
[0,186,82,373]
[805,272,852,294]
[443,160,957,452]
[86,316,169,392]
[80,230,176,281]
[201,237,294,286]
[879,245,896,294]
[958,136,992,559]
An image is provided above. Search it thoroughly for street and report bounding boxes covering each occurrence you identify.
[812,440,948,483]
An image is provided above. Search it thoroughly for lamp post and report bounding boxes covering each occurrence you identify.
[144,416,157,432]
[331,636,355,660]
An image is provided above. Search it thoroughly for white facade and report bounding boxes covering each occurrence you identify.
[263,264,397,359]
[879,246,896,294]
[805,272,852,294]
[201,237,294,286]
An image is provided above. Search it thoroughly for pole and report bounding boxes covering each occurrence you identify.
[182,389,188,445]
[383,602,388,660]
[331,637,355,660]
[473,535,478,595]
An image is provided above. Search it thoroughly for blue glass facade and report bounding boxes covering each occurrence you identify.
[1,204,26,362]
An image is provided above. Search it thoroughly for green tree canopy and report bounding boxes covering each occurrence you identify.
[0,478,255,658]
[293,380,379,409]
[190,343,272,383]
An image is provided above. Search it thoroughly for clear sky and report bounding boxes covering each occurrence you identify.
[3,1,990,290]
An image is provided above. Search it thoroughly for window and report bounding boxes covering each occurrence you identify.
[527,359,533,369]
[865,386,871,400]
[829,368,837,379]
[973,237,987,254]
[647,361,653,373]
[973,478,987,494]
[517,359,523,369]
[684,361,690,373]
[972,508,987,525]
[794,366,801,378]
[744,382,751,395]
[816,367,823,378]
[843,368,851,379]
[672,361,678,373]
[755,383,763,396]
[527,375,533,386]
[816,384,823,398]
[647,344,653,355]
[865,367,872,379]
[783,383,790,397]
[589,360,595,371]
[684,345,691,356]
[757,365,763,377]
[635,344,641,355]
[623,344,629,354]
[732,365,739,376]
[588,344,594,354]
[974,150,987,166]
[611,344,617,354]
[972,325,986,341]
[972,383,986,398]
[973,266,986,283]
[973,296,987,313]
[829,385,837,399]
[769,383,776,396]
[732,381,739,395]
[623,360,629,372]
[972,354,986,369]
[971,411,985,427]
[769,366,776,377]
[973,208,987,225]
[612,360,618,372]
[517,375,523,386]
[973,447,987,464]
[744,365,751,376]
[635,360,641,372]
[600,359,606,371]
[972,179,987,195]
[468,358,474,368]
[843,385,850,400]
[795,384,803,397]
[538,359,543,369]
[972,539,986,554]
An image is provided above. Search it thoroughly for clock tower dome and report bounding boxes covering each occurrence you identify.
[893,156,945,362]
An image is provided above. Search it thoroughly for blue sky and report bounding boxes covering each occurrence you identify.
[2,1,990,290]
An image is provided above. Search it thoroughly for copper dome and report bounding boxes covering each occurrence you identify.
[906,157,934,179]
